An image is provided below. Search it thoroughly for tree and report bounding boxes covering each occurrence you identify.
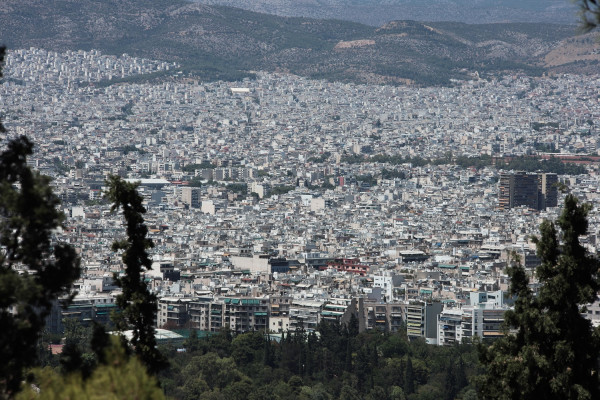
[443,356,467,400]
[578,0,600,31]
[105,175,167,375]
[404,357,415,395]
[0,46,3,134]
[479,194,600,399]
[0,136,81,396]
[59,318,97,378]
[0,44,81,396]
[16,337,165,400]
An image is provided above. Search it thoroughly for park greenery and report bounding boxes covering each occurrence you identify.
[340,152,586,175]
[496,156,587,175]
[182,162,217,173]
[157,323,480,400]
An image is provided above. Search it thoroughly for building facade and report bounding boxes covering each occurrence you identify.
[498,172,557,210]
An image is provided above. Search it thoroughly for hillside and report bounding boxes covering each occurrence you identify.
[192,0,579,26]
[0,0,596,85]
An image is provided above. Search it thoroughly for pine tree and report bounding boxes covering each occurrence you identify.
[479,194,600,399]
[404,357,415,395]
[442,355,468,400]
[105,175,167,375]
[263,336,274,367]
[0,135,81,394]
[0,46,81,397]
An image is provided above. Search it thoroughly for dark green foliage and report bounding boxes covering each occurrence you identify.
[321,180,335,190]
[182,162,216,172]
[187,176,204,187]
[105,175,168,375]
[453,154,494,169]
[443,356,467,400]
[347,313,359,337]
[531,121,559,131]
[0,51,79,397]
[59,340,84,377]
[120,101,135,116]
[497,156,586,175]
[59,318,97,378]
[116,144,146,155]
[578,0,600,31]
[160,326,477,399]
[307,152,331,163]
[339,150,585,175]
[355,174,377,186]
[226,183,248,195]
[405,357,415,395]
[17,336,165,400]
[36,330,61,369]
[51,156,70,175]
[340,154,365,164]
[381,168,407,180]
[231,331,264,366]
[266,185,295,198]
[533,142,559,153]
[0,134,81,398]
[479,195,600,399]
[90,322,111,365]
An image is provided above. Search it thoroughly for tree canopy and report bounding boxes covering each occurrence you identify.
[17,337,165,400]
[105,175,168,375]
[578,0,600,31]
[0,45,81,397]
[0,137,81,396]
[479,194,600,399]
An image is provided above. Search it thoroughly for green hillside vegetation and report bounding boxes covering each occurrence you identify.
[0,0,583,85]
[151,325,481,400]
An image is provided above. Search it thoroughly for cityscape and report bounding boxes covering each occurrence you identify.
[2,47,600,342]
[2,2,600,397]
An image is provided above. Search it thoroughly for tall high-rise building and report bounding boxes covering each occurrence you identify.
[498,172,557,211]
[498,173,512,210]
[539,173,558,209]
[181,187,201,208]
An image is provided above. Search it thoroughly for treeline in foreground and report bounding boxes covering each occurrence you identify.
[158,325,479,400]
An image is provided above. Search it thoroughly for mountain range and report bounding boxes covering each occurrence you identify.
[0,0,598,86]
[192,0,579,26]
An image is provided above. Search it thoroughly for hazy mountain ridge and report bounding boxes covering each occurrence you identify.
[192,0,578,26]
[0,0,596,85]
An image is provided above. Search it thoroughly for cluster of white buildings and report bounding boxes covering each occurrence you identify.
[2,48,600,344]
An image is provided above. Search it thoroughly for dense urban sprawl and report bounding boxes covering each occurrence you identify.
[2,48,600,345]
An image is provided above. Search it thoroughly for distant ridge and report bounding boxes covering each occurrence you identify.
[0,0,597,85]
[191,0,579,26]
